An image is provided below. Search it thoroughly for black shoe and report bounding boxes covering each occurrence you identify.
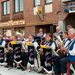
[17,67,22,69]
[70,70,74,75]
[55,73,61,75]
[4,65,9,68]
[22,68,27,71]
[38,69,45,73]
[72,64,75,69]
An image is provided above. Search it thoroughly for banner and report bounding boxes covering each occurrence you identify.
[5,40,10,48]
[28,46,34,67]
[34,36,41,45]
[36,6,44,21]
[13,44,22,64]
[43,48,52,74]
[0,47,4,63]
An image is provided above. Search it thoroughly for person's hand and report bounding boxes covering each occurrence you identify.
[40,48,43,52]
[8,47,13,50]
[61,46,66,51]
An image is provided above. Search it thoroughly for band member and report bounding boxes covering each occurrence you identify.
[0,34,6,47]
[37,28,46,37]
[27,35,39,69]
[17,35,39,70]
[67,25,73,31]
[3,34,8,41]
[5,35,18,68]
[55,29,75,75]
[17,35,27,71]
[38,33,56,74]
[53,26,63,48]
[55,31,70,75]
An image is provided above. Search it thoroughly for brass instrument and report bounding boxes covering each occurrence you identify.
[17,41,26,52]
[53,33,62,46]
[25,41,41,60]
[8,41,26,52]
[37,39,46,55]
[40,44,59,56]
[56,39,65,56]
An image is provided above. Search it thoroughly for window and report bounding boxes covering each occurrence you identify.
[34,0,40,6]
[15,0,23,13]
[3,1,10,15]
[46,0,52,4]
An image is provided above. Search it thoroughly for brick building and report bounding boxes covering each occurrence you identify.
[0,0,74,38]
[58,0,75,31]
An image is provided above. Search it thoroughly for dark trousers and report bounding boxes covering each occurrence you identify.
[40,54,44,66]
[21,52,28,67]
[56,55,70,73]
[6,51,13,66]
[60,57,70,73]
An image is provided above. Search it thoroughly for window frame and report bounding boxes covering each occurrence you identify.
[45,0,52,4]
[34,0,40,7]
[2,1,10,16]
[14,0,23,13]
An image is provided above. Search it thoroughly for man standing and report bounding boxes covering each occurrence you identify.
[37,28,46,37]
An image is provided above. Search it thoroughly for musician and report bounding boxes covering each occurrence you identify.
[38,33,56,74]
[37,28,46,37]
[3,34,8,41]
[0,34,6,47]
[18,34,25,44]
[53,26,63,48]
[55,29,75,75]
[5,35,18,68]
[17,34,28,71]
[67,25,73,31]
[17,35,39,70]
[55,31,70,75]
[28,35,39,69]
[56,26,63,34]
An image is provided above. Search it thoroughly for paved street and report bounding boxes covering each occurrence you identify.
[0,60,75,75]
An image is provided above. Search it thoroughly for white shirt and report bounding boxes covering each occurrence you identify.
[2,41,6,47]
[64,39,70,49]
[69,38,75,56]
[25,41,39,53]
[51,42,56,50]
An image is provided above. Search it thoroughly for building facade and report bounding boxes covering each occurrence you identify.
[0,0,59,38]
[0,0,74,38]
[58,0,75,31]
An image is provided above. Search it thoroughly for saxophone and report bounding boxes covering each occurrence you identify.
[56,39,65,56]
[37,39,46,55]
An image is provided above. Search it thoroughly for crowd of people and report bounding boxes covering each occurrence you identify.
[0,25,75,75]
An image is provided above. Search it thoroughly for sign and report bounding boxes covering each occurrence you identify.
[28,46,34,67]
[13,44,22,64]
[0,22,9,27]
[0,47,4,63]
[69,2,75,13]
[0,20,25,27]
[43,48,52,74]
[12,20,25,26]
[36,6,44,21]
